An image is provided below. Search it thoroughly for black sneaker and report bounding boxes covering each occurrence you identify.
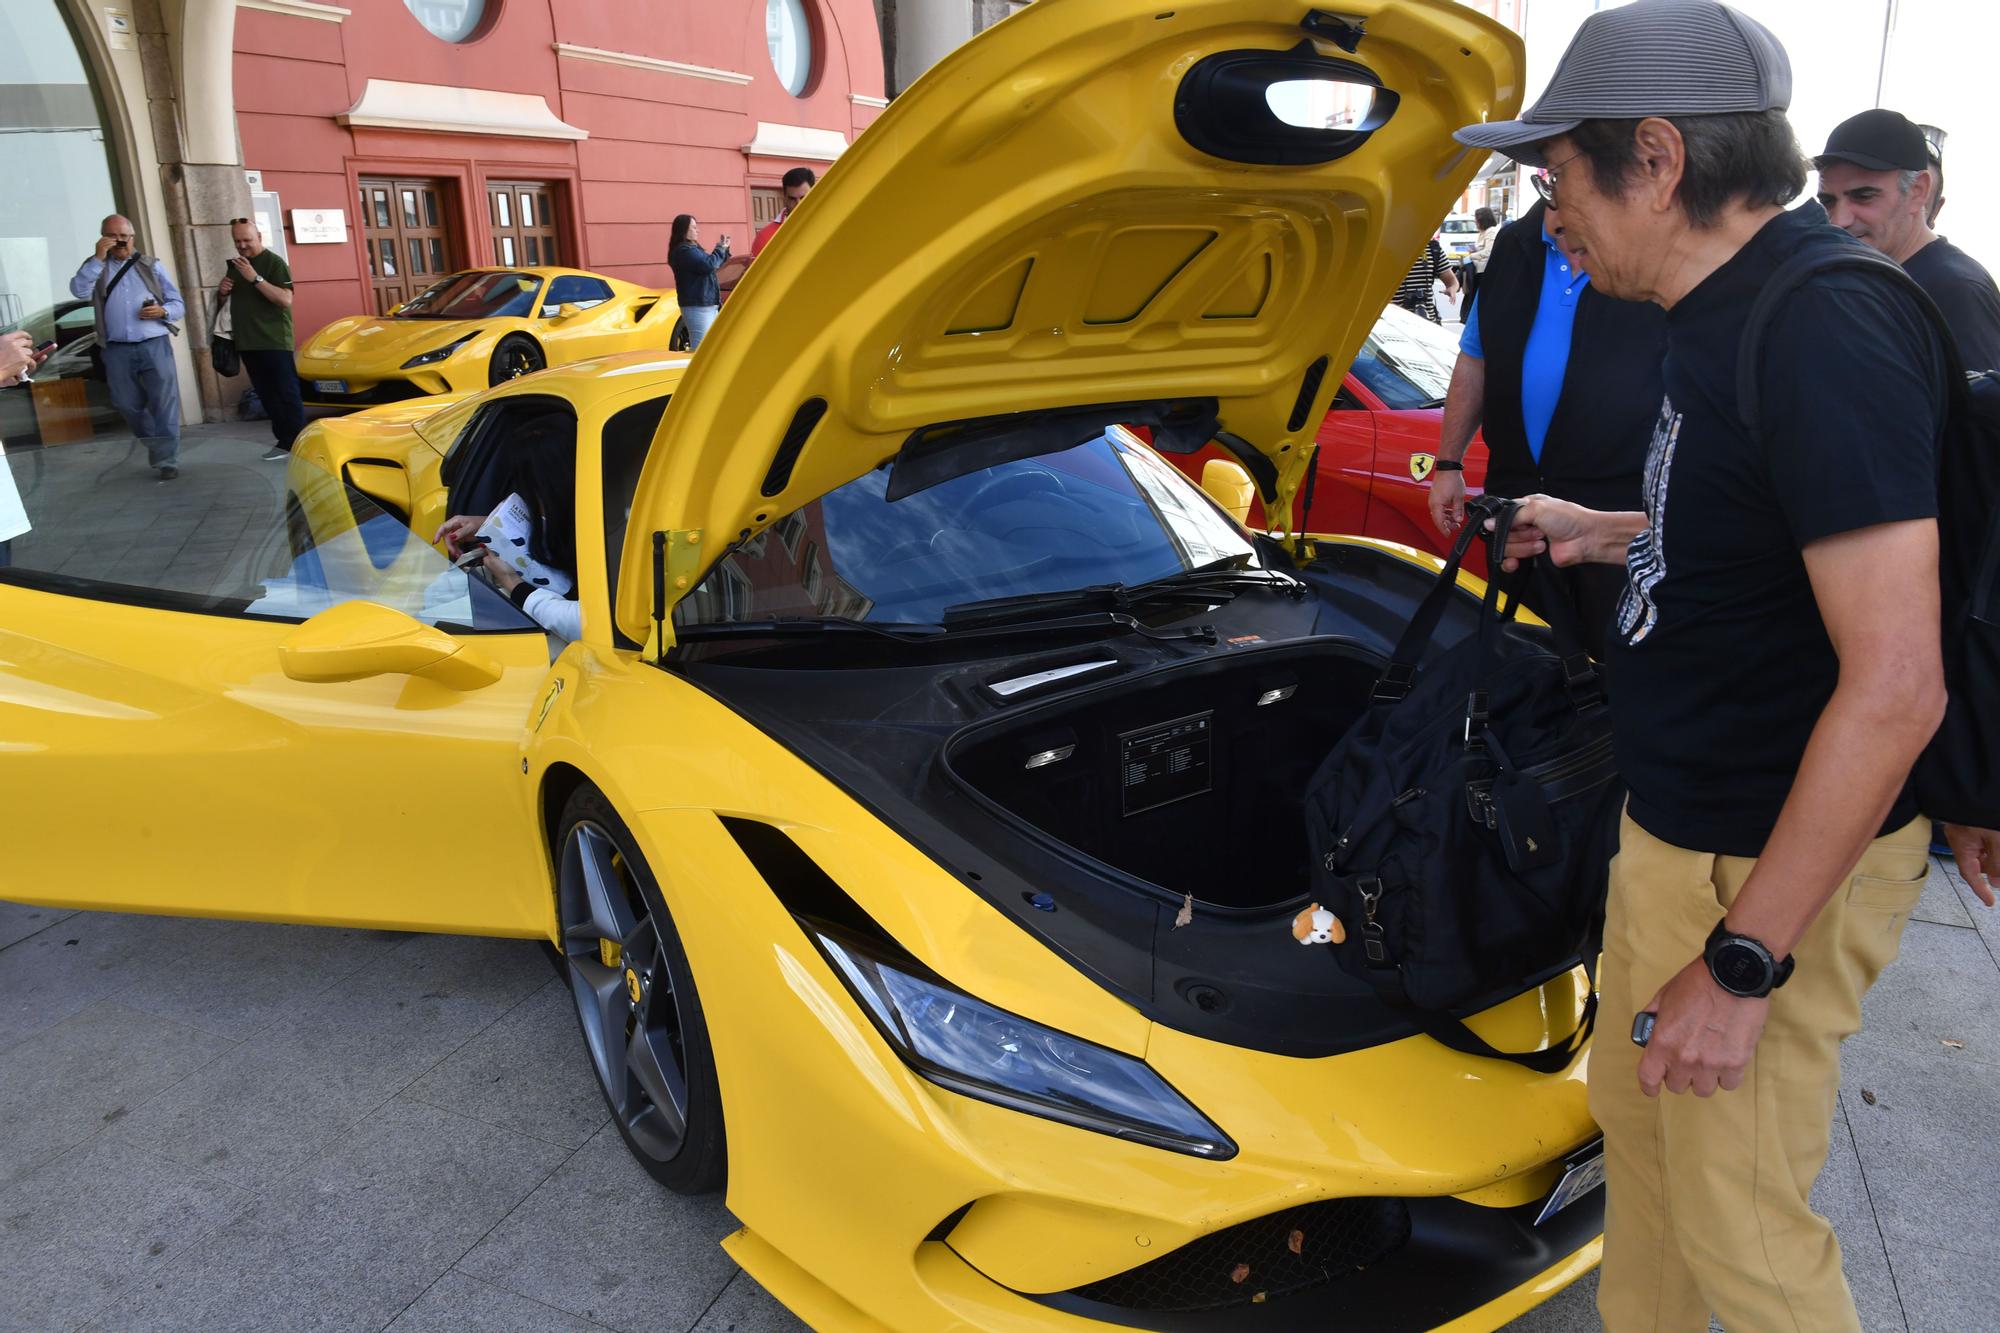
[261,447,289,462]
[159,465,178,480]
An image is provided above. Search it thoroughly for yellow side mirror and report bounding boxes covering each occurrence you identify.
[279,601,501,691]
[556,302,583,319]
[1200,459,1255,525]
[385,302,405,316]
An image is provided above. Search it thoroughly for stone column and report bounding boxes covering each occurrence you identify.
[132,0,252,423]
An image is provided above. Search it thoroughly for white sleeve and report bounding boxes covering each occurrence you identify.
[522,589,582,642]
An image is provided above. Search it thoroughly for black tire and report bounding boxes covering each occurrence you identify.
[554,786,727,1194]
[489,334,546,385]
[668,317,692,352]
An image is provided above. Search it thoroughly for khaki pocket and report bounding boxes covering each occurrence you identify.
[1841,869,1927,991]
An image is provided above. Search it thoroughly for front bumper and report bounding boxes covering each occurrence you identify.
[296,375,435,409]
[619,806,1601,1333]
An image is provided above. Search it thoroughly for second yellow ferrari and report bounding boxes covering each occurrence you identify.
[294,266,679,409]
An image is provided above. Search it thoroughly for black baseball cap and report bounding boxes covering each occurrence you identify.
[1815,109,1929,173]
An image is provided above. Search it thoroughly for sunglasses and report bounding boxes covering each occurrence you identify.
[1530,150,1586,209]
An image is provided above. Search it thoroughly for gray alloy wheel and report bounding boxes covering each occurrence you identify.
[556,787,726,1192]
[668,316,692,352]
[490,334,545,385]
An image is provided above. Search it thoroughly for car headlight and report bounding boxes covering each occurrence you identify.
[816,932,1235,1159]
[401,336,473,368]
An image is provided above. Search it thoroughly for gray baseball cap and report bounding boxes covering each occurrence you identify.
[1454,0,1792,167]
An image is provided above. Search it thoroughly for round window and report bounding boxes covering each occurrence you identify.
[766,0,813,97]
[403,0,486,43]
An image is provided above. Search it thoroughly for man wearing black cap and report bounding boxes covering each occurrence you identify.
[1816,108,2000,369]
[1456,1,1974,1328]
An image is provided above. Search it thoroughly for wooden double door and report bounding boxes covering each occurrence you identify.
[358,177,569,314]
[359,177,456,314]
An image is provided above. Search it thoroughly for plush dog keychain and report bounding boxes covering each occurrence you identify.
[1291,902,1346,945]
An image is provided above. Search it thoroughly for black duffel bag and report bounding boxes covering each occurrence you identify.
[1303,498,1623,1071]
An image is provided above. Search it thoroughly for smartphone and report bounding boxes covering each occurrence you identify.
[453,544,489,571]
[1630,1011,1657,1047]
[33,340,56,357]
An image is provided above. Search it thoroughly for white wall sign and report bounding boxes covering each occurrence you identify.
[290,208,348,244]
[103,7,135,51]
[244,170,264,190]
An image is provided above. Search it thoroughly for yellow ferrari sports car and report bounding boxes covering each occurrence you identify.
[294,265,679,410]
[0,2,1605,1328]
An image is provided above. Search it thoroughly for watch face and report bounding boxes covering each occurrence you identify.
[1712,940,1772,995]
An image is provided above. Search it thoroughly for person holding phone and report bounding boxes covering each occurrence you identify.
[217,218,302,462]
[668,214,730,350]
[68,214,186,479]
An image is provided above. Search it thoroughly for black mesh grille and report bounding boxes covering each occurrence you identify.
[1070,1197,1411,1312]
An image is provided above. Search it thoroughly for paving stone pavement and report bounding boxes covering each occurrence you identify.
[3,856,1990,1332]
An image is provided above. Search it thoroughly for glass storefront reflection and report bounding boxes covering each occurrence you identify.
[0,2,127,448]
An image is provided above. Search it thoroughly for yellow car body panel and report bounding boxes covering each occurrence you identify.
[295,267,679,408]
[0,3,1609,1329]
[617,0,1525,642]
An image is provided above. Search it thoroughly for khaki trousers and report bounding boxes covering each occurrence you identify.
[1590,809,1930,1332]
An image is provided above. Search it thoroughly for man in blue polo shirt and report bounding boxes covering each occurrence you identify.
[1429,198,1665,653]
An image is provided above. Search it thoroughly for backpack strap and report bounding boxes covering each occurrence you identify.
[1371,502,1491,702]
[1401,990,1596,1074]
[1736,245,1967,439]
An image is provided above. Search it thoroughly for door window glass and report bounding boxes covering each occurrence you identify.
[1,450,538,632]
[542,275,614,315]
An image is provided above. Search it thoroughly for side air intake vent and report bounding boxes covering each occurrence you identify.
[1288,356,1329,431]
[761,398,828,498]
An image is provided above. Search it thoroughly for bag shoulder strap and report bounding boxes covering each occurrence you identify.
[1737,246,1967,438]
[1403,991,1596,1075]
[98,252,142,300]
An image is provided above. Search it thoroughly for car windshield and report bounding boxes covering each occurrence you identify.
[1439,217,1478,233]
[397,272,543,320]
[677,425,1259,628]
[1349,304,1460,410]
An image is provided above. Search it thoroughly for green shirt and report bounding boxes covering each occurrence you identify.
[227,249,294,352]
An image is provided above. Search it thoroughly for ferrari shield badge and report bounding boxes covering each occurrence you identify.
[1409,453,1436,483]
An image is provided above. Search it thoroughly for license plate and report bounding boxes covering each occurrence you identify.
[1534,1140,1606,1225]
[313,379,348,394]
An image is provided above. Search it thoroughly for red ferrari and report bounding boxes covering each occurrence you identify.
[1176,304,1489,566]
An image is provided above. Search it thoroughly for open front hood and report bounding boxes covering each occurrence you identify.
[617,0,1522,644]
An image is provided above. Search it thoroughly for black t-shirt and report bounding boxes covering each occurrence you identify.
[1903,235,2000,372]
[1607,204,1944,857]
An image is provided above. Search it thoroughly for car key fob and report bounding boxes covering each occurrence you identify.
[1631,1011,1657,1047]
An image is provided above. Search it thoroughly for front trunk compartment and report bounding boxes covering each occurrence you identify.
[942,640,1385,907]
[676,547,1546,1057]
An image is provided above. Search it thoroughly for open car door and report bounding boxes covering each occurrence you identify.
[0,452,556,937]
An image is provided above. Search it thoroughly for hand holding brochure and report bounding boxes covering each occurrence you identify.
[474,492,572,596]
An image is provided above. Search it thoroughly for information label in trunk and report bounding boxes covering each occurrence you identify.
[1119,712,1213,816]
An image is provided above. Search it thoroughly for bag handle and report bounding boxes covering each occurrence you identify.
[1372,496,1506,703]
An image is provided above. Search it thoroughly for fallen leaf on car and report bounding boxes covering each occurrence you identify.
[1173,893,1193,929]
[1860,1088,1877,1105]
[1941,1037,1965,1049]
[1288,1229,1305,1255]
[1230,1262,1251,1284]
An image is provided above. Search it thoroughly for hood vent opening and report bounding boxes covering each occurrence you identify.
[1288,357,1330,432]
[718,815,904,955]
[761,397,828,499]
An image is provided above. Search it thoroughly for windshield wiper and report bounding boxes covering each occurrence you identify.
[942,566,1301,631]
[675,616,946,642]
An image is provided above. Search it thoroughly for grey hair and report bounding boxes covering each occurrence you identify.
[1570,110,1809,229]
[1897,168,1922,196]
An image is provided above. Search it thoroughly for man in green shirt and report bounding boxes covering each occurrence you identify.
[219,219,303,461]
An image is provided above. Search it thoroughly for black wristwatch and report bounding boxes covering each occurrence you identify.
[1433,458,1465,472]
[1703,920,1795,998]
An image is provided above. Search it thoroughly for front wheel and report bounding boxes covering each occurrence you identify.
[555,786,727,1194]
[668,317,691,352]
[489,334,545,385]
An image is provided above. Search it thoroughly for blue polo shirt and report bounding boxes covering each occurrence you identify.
[1459,225,1589,464]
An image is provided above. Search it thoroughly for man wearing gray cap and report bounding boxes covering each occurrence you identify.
[1460,2,1964,1329]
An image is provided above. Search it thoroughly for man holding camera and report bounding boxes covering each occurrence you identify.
[218,218,301,461]
[69,214,185,479]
